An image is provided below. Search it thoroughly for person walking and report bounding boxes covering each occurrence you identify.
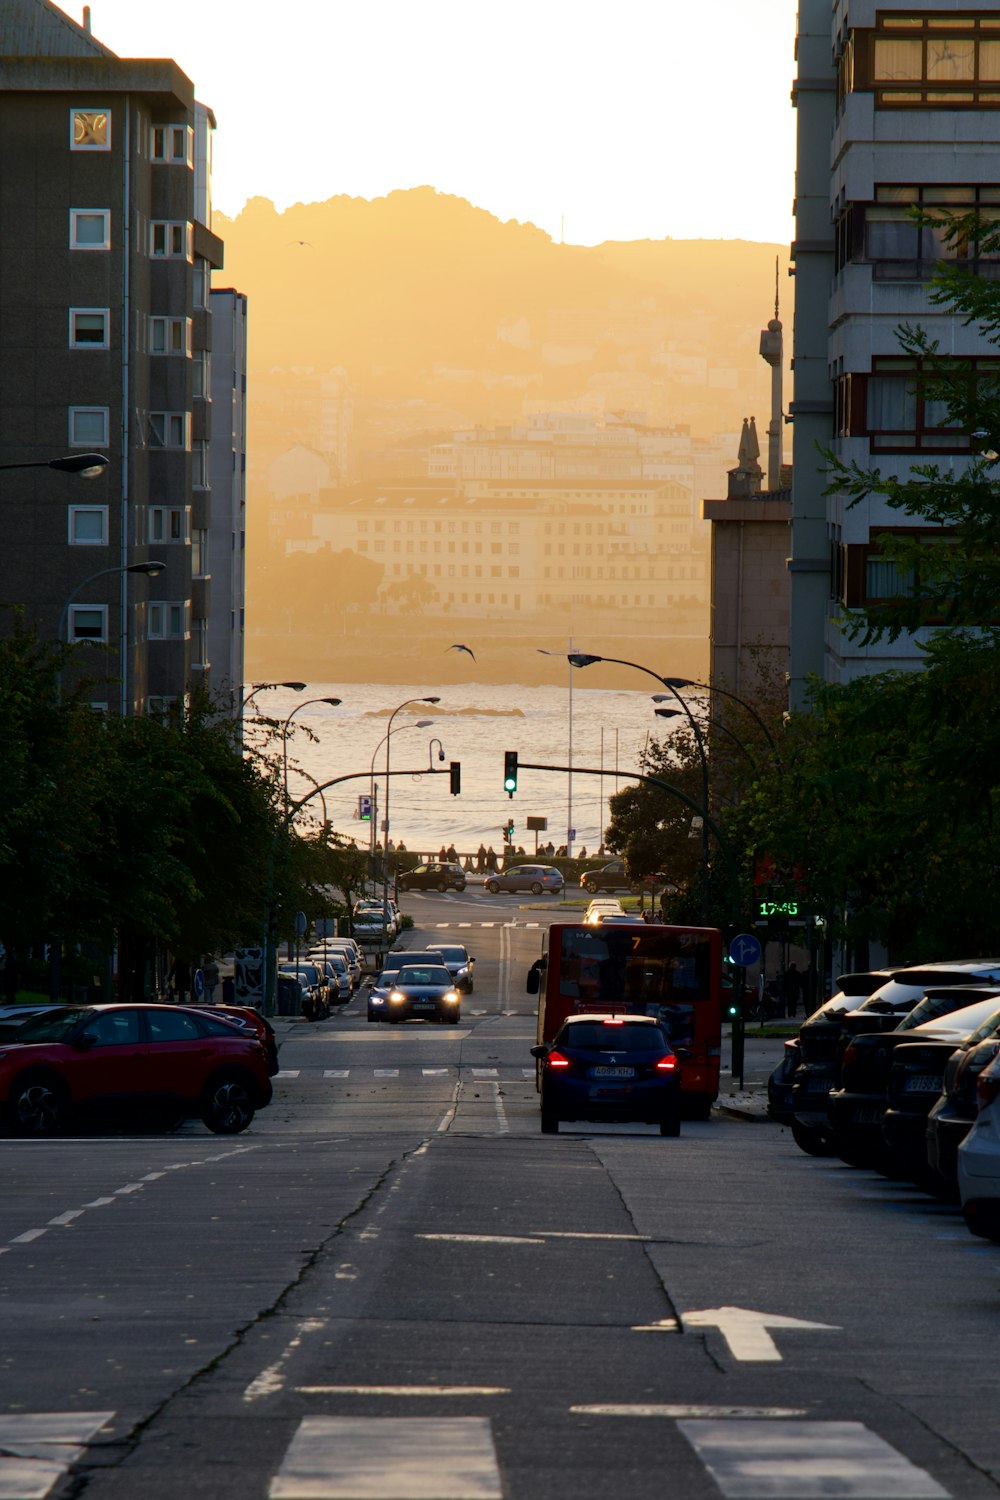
[781,962,803,1018]
[476,843,487,873]
[201,954,220,1003]
[486,845,498,873]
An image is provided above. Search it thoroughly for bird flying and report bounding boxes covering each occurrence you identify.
[288,240,314,247]
[448,643,476,661]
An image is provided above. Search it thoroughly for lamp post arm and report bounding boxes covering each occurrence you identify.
[680,678,779,755]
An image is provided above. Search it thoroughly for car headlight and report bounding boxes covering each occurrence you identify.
[389,990,405,1003]
[371,995,385,1006]
[444,991,460,1003]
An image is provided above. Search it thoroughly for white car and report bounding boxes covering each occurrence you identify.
[585,899,623,926]
[310,942,362,990]
[315,953,352,1004]
[958,1050,1000,1241]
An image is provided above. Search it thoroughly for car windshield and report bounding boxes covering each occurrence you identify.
[560,1021,669,1051]
[12,1007,91,1043]
[436,948,468,964]
[395,966,452,987]
[899,990,1000,1031]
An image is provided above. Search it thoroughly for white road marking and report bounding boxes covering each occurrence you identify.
[492,1082,508,1135]
[541,1231,645,1241]
[472,1068,498,1078]
[682,1306,840,1363]
[572,1405,808,1418]
[270,1416,503,1499]
[324,1070,350,1078]
[9,1229,47,1245]
[243,1319,327,1403]
[47,1211,84,1226]
[418,1233,543,1246]
[677,1420,949,1498]
[437,1081,461,1133]
[631,1318,681,1333]
[521,1068,535,1078]
[296,1386,509,1397]
[277,1070,301,1079]
[374,1069,399,1078]
[0,1412,114,1500]
[423,1068,450,1076]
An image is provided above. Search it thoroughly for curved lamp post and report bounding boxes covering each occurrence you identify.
[240,680,308,720]
[383,696,441,924]
[660,675,778,753]
[366,720,434,873]
[56,560,166,704]
[557,651,709,918]
[654,703,761,775]
[427,737,447,766]
[281,696,343,805]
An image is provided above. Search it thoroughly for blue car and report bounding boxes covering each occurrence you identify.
[531,1014,681,1136]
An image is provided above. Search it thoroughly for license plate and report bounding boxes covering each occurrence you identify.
[590,1065,635,1079]
[852,1105,884,1124]
[904,1074,942,1093]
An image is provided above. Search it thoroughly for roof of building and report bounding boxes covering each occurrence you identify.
[0,0,116,58]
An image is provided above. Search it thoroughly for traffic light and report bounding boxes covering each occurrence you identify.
[449,761,461,795]
[726,993,742,1022]
[503,817,514,842]
[503,749,518,797]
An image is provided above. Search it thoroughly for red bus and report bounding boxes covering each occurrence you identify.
[527,923,724,1118]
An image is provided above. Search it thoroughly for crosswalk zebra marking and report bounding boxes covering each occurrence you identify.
[0,1413,114,1500]
[472,1068,498,1078]
[423,1068,450,1076]
[276,1070,301,1079]
[270,1415,502,1499]
[677,1420,948,1498]
[373,1069,399,1078]
[323,1070,350,1078]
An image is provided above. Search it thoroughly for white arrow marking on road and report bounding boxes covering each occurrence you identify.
[682,1306,840,1362]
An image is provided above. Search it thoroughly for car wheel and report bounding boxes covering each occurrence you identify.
[9,1075,69,1136]
[541,1109,559,1134]
[659,1114,681,1137]
[487,880,500,894]
[791,1117,834,1157]
[448,1012,460,1024]
[437,880,448,892]
[531,882,543,895]
[201,1074,256,1135]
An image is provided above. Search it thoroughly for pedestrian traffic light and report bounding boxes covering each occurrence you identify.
[503,750,518,797]
[449,761,461,795]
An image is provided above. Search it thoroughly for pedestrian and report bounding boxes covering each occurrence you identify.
[578,845,587,859]
[780,963,803,1018]
[486,845,498,872]
[438,845,447,861]
[476,843,487,872]
[201,954,220,1003]
[446,843,458,862]
[166,955,191,1002]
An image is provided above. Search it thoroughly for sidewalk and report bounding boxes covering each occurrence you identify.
[713,1024,791,1122]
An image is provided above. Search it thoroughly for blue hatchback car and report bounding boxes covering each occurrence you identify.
[531,1014,681,1136]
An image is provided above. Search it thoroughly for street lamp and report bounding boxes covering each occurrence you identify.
[281,696,343,804]
[383,696,441,928]
[367,719,435,874]
[0,452,109,478]
[240,680,308,717]
[557,651,710,918]
[56,560,166,704]
[660,676,778,753]
[427,737,447,765]
[654,704,761,775]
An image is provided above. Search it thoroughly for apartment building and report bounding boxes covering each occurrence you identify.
[0,0,243,713]
[789,0,1000,703]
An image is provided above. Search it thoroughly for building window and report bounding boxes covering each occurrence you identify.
[149,221,192,259]
[68,604,107,641]
[151,124,193,165]
[836,357,1000,451]
[148,601,188,640]
[149,412,190,449]
[149,316,191,355]
[837,184,1000,280]
[149,506,187,544]
[68,505,108,545]
[191,529,208,576]
[847,16,1000,108]
[192,349,210,396]
[69,209,110,250]
[68,406,109,447]
[191,618,208,667]
[69,309,110,349]
[70,109,110,151]
[192,440,209,487]
[193,259,209,309]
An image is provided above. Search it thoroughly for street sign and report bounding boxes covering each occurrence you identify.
[728,933,762,968]
[357,793,373,821]
[192,967,205,999]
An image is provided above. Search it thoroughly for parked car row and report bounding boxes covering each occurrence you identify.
[773,958,1000,1240]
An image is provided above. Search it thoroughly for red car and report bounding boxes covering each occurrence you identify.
[0,1004,273,1136]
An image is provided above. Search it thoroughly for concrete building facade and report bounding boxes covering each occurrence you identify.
[789,0,1000,702]
[0,0,243,714]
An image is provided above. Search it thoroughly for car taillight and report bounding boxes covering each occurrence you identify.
[655,1056,677,1072]
[547,1050,571,1069]
[976,1072,1000,1111]
[842,1044,857,1069]
[602,1017,625,1026]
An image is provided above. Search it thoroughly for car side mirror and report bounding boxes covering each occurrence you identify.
[526,967,540,995]
[75,1033,98,1050]
[530,1045,547,1058]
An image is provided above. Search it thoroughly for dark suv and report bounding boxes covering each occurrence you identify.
[397,862,466,893]
[580,861,638,894]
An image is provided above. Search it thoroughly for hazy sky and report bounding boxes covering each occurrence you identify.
[80,0,799,246]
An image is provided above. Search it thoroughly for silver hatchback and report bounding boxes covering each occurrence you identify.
[485,864,564,895]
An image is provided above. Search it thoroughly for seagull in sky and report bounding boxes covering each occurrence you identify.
[288,240,314,248]
[448,643,476,661]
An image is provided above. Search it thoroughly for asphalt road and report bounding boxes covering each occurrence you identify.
[2,889,999,1499]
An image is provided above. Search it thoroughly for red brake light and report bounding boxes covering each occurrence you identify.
[603,1017,625,1026]
[656,1055,677,1072]
[976,1072,1000,1111]
[547,1050,571,1069]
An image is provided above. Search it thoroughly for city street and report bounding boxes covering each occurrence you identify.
[1,892,998,1499]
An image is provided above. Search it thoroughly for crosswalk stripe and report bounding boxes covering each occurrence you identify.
[423,1068,450,1076]
[472,1068,498,1078]
[373,1069,399,1078]
[677,1420,949,1499]
[276,1070,300,1079]
[521,1068,535,1078]
[270,1416,503,1499]
[323,1070,350,1078]
[0,1413,114,1500]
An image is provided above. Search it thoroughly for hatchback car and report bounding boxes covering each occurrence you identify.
[433,944,476,992]
[531,1014,681,1136]
[314,954,352,1004]
[397,862,466,893]
[367,949,448,1021]
[384,964,462,1024]
[958,1051,1000,1239]
[485,864,564,895]
[0,1003,272,1135]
